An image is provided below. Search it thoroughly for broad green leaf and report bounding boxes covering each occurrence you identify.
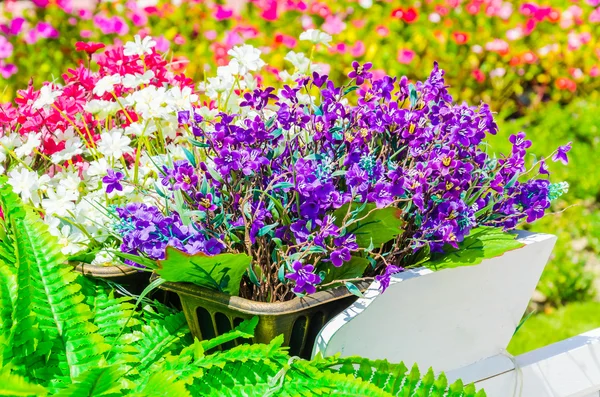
[424,227,525,271]
[333,203,404,249]
[322,256,369,284]
[156,247,251,296]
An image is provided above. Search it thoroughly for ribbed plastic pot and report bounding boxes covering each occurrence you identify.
[73,263,151,294]
[158,280,368,358]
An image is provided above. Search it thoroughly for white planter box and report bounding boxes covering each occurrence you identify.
[312,231,557,373]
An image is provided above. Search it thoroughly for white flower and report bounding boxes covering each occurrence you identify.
[42,186,77,217]
[122,70,155,89]
[227,45,265,75]
[123,35,156,57]
[358,0,373,8]
[7,167,45,204]
[0,134,21,163]
[50,137,83,164]
[84,99,121,119]
[124,121,156,138]
[91,250,114,266]
[32,85,62,110]
[46,220,86,255]
[284,51,312,74]
[86,158,111,178]
[299,29,332,46]
[14,133,41,158]
[96,129,133,160]
[169,86,199,110]
[93,74,122,97]
[53,170,82,200]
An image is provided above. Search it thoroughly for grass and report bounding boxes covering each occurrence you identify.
[508,301,600,356]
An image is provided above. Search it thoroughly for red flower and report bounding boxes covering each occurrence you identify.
[555,77,576,92]
[391,8,404,18]
[403,7,418,23]
[472,69,485,83]
[75,41,105,55]
[452,32,469,45]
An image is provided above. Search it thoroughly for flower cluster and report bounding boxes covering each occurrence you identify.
[0,36,197,260]
[110,43,569,301]
[114,202,225,263]
[1,0,600,111]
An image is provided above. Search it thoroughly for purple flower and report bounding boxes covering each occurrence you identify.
[102,169,124,194]
[509,132,532,153]
[552,142,572,165]
[348,61,373,85]
[538,160,549,175]
[178,110,190,124]
[330,247,351,267]
[375,265,403,292]
[285,261,322,295]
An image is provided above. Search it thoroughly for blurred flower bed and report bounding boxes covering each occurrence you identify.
[0,0,599,308]
[1,0,600,111]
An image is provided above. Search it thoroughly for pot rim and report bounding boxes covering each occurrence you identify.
[157,276,371,316]
[73,262,141,278]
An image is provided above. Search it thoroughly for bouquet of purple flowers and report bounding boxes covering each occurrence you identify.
[109,62,569,302]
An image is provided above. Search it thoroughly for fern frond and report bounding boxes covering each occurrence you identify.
[0,364,48,396]
[52,365,126,397]
[0,180,109,381]
[130,370,192,397]
[128,312,189,374]
[0,263,17,362]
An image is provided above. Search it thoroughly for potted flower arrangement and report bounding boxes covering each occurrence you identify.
[0,36,199,288]
[102,37,570,357]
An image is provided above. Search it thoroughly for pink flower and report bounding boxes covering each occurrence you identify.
[587,0,600,5]
[350,41,366,57]
[80,30,93,39]
[259,0,278,21]
[590,8,600,23]
[376,25,390,37]
[131,12,148,27]
[215,5,234,20]
[174,34,186,45]
[79,9,93,20]
[204,30,217,40]
[0,36,13,59]
[485,39,509,55]
[397,49,415,64]
[0,18,24,36]
[274,33,297,48]
[111,17,129,36]
[322,15,346,35]
[0,61,16,78]
[36,22,59,39]
[590,65,600,77]
[155,36,170,53]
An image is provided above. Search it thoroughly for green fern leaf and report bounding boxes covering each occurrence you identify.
[52,365,126,397]
[0,364,48,396]
[130,370,192,397]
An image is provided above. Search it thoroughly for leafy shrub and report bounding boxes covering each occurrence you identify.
[0,177,486,396]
